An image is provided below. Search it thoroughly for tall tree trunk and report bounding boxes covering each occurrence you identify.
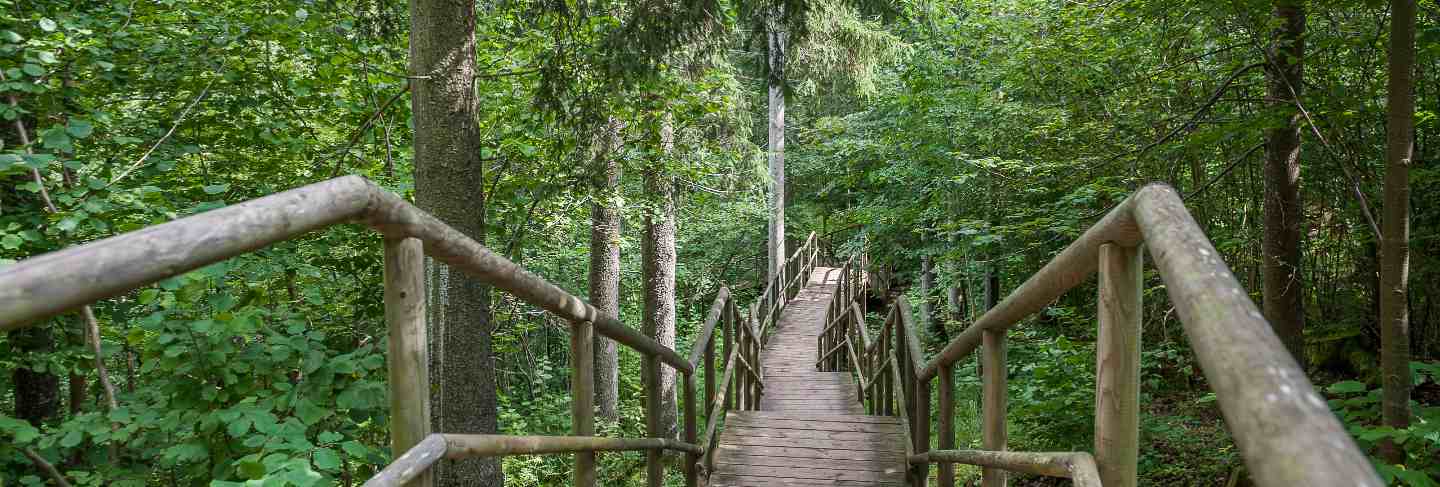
[1262,0,1307,369]
[591,116,624,422]
[766,4,788,284]
[12,325,59,427]
[1378,0,1415,464]
[409,0,501,484]
[643,111,679,439]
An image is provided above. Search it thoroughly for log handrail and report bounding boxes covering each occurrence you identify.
[0,175,822,487]
[818,183,1381,487]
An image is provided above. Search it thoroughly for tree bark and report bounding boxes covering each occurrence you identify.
[1378,0,1415,464]
[921,254,945,343]
[1262,0,1307,370]
[11,325,59,427]
[643,111,679,439]
[591,116,624,422]
[408,0,501,484]
[767,4,788,285]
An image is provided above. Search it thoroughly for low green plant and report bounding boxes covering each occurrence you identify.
[1326,362,1440,486]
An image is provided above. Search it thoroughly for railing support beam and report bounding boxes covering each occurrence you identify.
[938,364,955,487]
[645,355,663,487]
[383,237,432,487]
[1095,243,1142,487]
[981,327,1007,487]
[571,319,596,487]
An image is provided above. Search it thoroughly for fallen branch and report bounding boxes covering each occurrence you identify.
[21,447,73,487]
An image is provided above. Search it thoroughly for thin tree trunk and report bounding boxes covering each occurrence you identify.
[643,111,679,439]
[1378,0,1415,464]
[1262,0,1308,369]
[591,116,624,422]
[81,307,121,461]
[409,0,501,484]
[921,254,945,343]
[767,4,788,284]
[12,324,59,428]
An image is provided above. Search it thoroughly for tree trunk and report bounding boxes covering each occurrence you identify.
[766,4,788,284]
[12,325,59,427]
[591,116,624,422]
[643,111,679,439]
[921,254,945,343]
[1262,0,1307,370]
[409,0,501,484]
[1378,0,1415,464]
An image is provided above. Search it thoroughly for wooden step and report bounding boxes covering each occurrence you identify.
[709,267,906,487]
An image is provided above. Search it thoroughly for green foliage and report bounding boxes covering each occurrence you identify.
[1326,363,1440,486]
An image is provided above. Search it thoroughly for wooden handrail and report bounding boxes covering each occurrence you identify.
[364,433,705,487]
[0,176,825,487]
[0,176,690,372]
[819,184,1380,487]
[912,450,1102,487]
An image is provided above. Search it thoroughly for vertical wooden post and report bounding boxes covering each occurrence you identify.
[724,303,734,410]
[645,354,664,487]
[980,330,1007,487]
[938,364,955,487]
[914,376,931,487]
[736,325,747,411]
[705,338,715,423]
[684,373,699,487]
[571,319,595,487]
[981,272,1007,487]
[384,237,432,487]
[754,319,766,406]
[1096,243,1142,487]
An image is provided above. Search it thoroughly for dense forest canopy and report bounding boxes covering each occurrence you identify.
[1,0,1437,485]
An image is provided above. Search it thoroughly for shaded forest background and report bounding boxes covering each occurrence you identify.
[1,0,1438,485]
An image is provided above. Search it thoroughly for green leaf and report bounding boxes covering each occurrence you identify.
[22,153,54,170]
[67,119,94,138]
[227,416,253,437]
[293,399,329,426]
[236,459,266,480]
[57,217,81,232]
[40,127,71,151]
[21,63,44,77]
[0,415,41,443]
[1327,380,1367,394]
[312,448,340,470]
[284,466,322,487]
[1,30,22,43]
[317,431,342,443]
[1,234,22,249]
[203,183,230,194]
[340,441,367,457]
[60,429,83,447]
[36,51,58,64]
[38,18,57,32]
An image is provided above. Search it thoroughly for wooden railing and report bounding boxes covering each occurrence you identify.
[818,183,1382,487]
[0,175,818,487]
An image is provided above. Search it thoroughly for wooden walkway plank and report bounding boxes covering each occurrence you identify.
[710,267,907,486]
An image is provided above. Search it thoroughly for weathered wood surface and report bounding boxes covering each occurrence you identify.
[711,267,906,487]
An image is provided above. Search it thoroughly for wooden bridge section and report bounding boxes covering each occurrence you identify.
[710,268,906,486]
[0,176,1385,487]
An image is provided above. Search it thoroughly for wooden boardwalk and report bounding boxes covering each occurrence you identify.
[710,267,907,486]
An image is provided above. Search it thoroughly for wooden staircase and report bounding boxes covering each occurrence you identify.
[710,268,907,486]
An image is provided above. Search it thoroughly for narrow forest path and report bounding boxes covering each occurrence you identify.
[709,267,907,486]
